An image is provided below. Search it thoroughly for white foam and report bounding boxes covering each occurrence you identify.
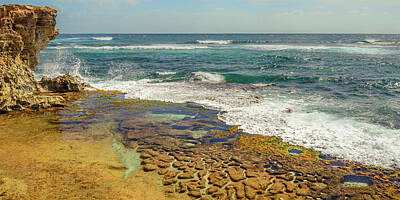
[365,38,378,44]
[191,72,225,83]
[92,80,400,169]
[197,40,232,45]
[47,44,208,50]
[157,72,177,75]
[92,37,113,41]
[330,47,392,55]
[240,44,397,55]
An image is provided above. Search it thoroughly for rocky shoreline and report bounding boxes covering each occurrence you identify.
[41,91,400,199]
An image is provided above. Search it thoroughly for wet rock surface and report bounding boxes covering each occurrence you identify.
[54,92,400,199]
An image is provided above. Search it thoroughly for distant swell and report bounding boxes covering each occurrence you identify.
[354,38,399,46]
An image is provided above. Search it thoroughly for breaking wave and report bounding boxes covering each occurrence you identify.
[47,44,208,50]
[92,37,113,41]
[196,40,232,45]
[190,72,225,83]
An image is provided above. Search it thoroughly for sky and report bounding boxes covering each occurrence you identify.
[2,0,400,34]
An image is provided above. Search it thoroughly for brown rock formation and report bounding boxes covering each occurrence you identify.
[0,5,58,70]
[0,5,85,112]
[40,74,90,93]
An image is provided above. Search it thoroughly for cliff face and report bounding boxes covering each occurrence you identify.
[0,5,59,70]
[0,5,62,111]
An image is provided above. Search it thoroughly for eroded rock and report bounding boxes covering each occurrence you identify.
[206,186,219,195]
[188,190,202,198]
[0,5,64,112]
[226,167,246,181]
[40,74,89,92]
[143,164,158,172]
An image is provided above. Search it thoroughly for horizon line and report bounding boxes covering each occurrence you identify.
[59,32,400,35]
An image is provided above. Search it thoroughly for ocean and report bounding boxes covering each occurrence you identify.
[35,34,400,169]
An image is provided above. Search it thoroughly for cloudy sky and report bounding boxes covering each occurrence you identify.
[2,0,400,33]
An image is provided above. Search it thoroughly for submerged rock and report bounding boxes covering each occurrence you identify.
[342,175,373,187]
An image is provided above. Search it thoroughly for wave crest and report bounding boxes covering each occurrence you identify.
[191,72,225,83]
[355,38,399,46]
[196,40,232,45]
[92,37,113,41]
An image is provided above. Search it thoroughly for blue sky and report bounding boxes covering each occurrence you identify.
[2,0,400,33]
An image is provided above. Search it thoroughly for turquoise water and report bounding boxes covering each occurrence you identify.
[36,34,400,169]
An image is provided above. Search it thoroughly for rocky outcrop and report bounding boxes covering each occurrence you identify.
[0,5,59,70]
[40,74,90,93]
[0,5,84,112]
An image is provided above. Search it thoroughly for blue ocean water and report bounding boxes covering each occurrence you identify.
[36,34,400,168]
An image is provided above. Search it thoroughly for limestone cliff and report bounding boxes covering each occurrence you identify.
[0,5,74,112]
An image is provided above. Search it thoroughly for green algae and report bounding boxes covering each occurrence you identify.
[112,139,141,179]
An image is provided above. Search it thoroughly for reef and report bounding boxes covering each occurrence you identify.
[57,92,400,199]
[0,91,399,199]
[0,5,87,112]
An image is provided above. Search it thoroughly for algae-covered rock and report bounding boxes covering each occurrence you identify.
[0,177,28,199]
